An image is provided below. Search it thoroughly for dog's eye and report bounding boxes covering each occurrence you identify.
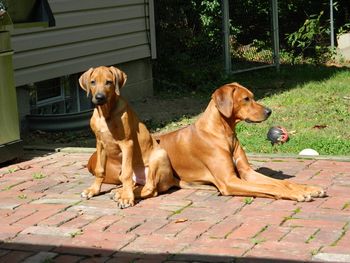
[90,80,96,85]
[244,97,250,102]
[106,80,113,85]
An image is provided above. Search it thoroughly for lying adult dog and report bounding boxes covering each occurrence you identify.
[157,82,325,202]
[79,66,177,208]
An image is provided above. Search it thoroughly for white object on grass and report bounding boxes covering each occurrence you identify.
[299,148,320,156]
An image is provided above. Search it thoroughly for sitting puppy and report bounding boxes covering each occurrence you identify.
[79,66,177,208]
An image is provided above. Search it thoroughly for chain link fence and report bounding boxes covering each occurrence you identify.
[228,0,278,73]
[153,0,278,91]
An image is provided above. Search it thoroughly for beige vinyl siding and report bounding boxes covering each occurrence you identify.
[11,0,153,86]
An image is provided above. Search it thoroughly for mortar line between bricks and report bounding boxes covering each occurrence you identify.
[240,227,271,258]
[330,221,349,246]
[117,234,140,252]
[60,161,78,167]
[240,223,270,257]
[96,216,124,232]
[309,169,322,180]
[53,210,82,227]
[311,245,324,257]
[242,236,262,257]
[342,201,350,210]
[305,228,321,244]
[125,219,147,234]
[1,181,27,191]
[8,209,38,226]
[26,202,81,229]
[279,206,302,226]
[40,161,59,168]
[41,182,66,193]
[28,193,48,203]
[233,202,251,215]
[166,201,193,220]
[277,227,294,242]
[252,224,269,239]
[242,244,255,257]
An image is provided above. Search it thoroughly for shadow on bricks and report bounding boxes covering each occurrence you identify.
[256,167,294,180]
[0,243,330,262]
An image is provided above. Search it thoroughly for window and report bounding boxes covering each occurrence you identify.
[29,74,92,115]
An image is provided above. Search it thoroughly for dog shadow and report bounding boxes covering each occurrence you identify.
[255,167,294,180]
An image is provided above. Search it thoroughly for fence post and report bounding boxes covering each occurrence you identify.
[148,0,157,59]
[271,0,280,71]
[222,0,231,74]
[330,0,335,49]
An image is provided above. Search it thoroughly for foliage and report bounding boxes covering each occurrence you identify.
[338,22,350,36]
[286,11,332,64]
[154,0,223,91]
[154,0,350,93]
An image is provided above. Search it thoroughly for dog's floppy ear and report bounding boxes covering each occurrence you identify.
[109,66,127,95]
[212,85,235,118]
[79,68,94,96]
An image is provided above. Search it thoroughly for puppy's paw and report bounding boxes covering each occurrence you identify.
[81,187,99,199]
[113,190,135,209]
[117,198,135,209]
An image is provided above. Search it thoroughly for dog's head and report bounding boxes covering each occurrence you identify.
[212,82,272,123]
[79,66,127,105]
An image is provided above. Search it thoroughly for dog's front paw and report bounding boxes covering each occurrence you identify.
[305,185,326,198]
[113,189,135,209]
[81,187,100,199]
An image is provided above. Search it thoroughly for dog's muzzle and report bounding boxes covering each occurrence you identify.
[245,107,272,123]
[93,93,107,105]
[264,107,272,118]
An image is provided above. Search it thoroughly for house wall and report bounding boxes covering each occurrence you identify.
[10,0,156,130]
[11,0,154,86]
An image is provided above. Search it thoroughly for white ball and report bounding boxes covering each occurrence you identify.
[299,148,319,156]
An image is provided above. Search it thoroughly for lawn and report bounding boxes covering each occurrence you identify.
[156,64,350,156]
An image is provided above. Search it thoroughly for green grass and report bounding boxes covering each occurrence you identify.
[243,197,254,205]
[32,172,46,180]
[235,68,350,155]
[157,64,350,156]
[18,194,27,200]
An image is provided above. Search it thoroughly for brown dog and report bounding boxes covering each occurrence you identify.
[79,66,177,208]
[157,82,325,202]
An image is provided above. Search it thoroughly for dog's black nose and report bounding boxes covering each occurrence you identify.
[94,93,106,105]
[265,107,272,117]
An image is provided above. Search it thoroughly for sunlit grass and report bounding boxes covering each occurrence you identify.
[157,65,350,156]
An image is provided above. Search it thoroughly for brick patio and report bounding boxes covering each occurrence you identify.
[0,149,350,263]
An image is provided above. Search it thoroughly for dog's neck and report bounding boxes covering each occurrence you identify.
[197,100,236,136]
[95,96,126,119]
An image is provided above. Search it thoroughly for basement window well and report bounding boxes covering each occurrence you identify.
[27,74,93,131]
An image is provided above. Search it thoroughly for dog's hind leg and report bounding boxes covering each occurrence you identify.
[141,148,177,198]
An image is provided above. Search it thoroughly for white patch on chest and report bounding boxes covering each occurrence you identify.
[96,117,109,133]
[132,167,148,185]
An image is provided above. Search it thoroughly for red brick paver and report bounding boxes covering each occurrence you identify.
[0,151,349,262]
